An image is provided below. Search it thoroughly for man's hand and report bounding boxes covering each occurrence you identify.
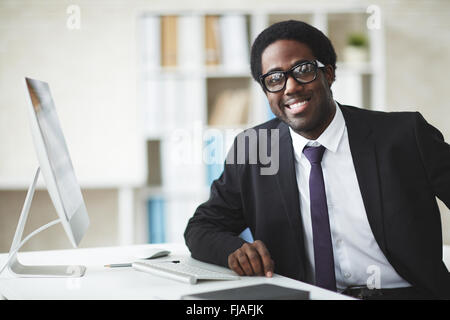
[228,240,274,277]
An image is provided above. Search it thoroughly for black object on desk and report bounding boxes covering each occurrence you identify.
[181,283,310,300]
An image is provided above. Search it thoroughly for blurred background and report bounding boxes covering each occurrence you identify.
[0,0,449,253]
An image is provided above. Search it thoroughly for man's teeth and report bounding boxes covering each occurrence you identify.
[288,100,308,109]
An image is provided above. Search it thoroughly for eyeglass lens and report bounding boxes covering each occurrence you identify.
[263,62,317,92]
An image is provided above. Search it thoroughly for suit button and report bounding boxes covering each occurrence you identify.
[344,272,351,279]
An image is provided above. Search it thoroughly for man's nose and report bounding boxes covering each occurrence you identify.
[284,74,303,94]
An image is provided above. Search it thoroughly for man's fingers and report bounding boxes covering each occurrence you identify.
[228,248,254,276]
[253,240,274,277]
[228,241,274,277]
[228,254,245,276]
[236,247,257,276]
[242,244,264,276]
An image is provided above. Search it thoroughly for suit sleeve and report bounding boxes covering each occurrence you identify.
[184,138,247,268]
[414,112,450,208]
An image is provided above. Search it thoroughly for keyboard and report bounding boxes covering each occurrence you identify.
[132,260,240,284]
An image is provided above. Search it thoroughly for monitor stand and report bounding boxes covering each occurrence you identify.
[3,167,86,278]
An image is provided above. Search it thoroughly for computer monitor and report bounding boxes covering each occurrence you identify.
[2,78,89,277]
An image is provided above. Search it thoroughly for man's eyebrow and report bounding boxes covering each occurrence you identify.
[264,59,311,74]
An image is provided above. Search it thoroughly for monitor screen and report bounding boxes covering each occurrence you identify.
[25,77,89,246]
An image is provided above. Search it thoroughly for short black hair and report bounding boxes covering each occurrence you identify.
[250,20,337,84]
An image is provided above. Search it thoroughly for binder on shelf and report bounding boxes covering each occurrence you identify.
[179,77,204,128]
[161,15,178,67]
[161,133,205,193]
[203,127,238,186]
[177,14,203,70]
[162,75,204,138]
[204,15,221,66]
[208,89,250,126]
[146,140,162,186]
[140,14,161,70]
[143,79,164,138]
[204,132,225,185]
[219,14,249,71]
[161,75,179,131]
[147,196,166,243]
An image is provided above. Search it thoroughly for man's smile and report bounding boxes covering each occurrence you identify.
[283,96,312,115]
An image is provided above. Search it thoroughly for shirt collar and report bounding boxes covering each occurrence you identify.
[289,100,345,154]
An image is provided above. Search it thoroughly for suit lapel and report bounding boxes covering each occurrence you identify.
[275,121,307,279]
[340,105,388,256]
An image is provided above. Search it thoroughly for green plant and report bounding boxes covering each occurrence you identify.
[347,33,368,47]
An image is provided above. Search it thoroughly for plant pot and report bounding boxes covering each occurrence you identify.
[343,46,368,63]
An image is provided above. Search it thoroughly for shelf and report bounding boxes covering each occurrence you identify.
[204,66,251,79]
[137,8,385,243]
[141,66,251,80]
[336,61,373,74]
[139,185,210,199]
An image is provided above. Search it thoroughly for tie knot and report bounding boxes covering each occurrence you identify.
[303,145,326,164]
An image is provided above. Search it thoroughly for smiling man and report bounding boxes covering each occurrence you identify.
[184,20,450,299]
[260,40,335,140]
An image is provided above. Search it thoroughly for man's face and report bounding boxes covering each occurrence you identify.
[261,39,336,140]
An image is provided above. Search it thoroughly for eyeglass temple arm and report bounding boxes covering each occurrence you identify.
[315,60,325,67]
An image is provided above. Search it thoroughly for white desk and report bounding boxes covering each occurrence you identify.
[0,243,352,300]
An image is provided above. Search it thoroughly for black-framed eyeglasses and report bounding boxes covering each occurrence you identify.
[259,60,326,93]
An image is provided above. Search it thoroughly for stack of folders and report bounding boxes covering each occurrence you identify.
[140,14,249,70]
[181,284,310,300]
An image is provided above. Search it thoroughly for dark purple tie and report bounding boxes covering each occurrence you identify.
[303,145,337,291]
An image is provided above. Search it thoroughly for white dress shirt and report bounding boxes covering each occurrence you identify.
[289,102,411,290]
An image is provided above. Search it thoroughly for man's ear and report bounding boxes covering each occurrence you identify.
[324,65,335,88]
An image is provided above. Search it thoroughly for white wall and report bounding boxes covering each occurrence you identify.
[381,0,450,243]
[0,0,145,187]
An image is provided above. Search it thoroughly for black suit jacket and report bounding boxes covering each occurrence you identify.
[184,104,450,298]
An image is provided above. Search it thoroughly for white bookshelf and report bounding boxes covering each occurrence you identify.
[137,6,385,244]
[0,2,388,253]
